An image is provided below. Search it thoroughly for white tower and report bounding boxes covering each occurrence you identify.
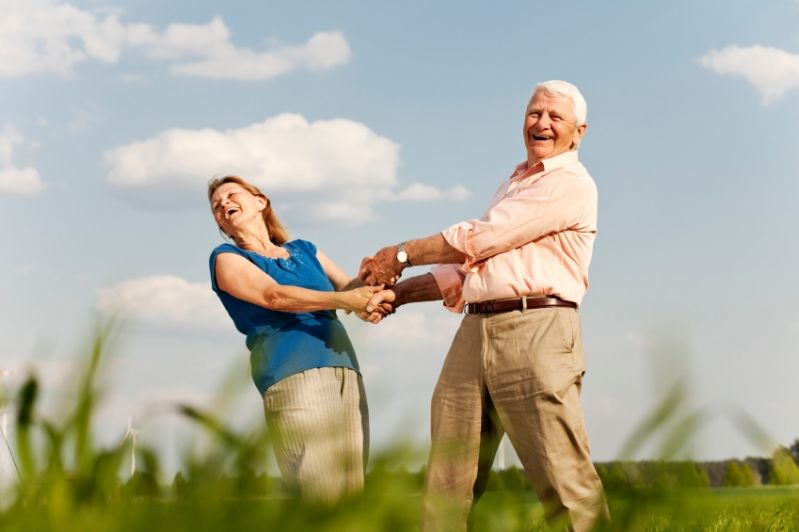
[0,369,20,508]
[125,416,138,478]
[496,435,507,470]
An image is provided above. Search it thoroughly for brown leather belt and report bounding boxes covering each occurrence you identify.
[466,296,577,315]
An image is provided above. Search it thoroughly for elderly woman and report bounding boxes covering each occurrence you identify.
[207,175,382,502]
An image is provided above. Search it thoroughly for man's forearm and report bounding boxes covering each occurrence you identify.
[359,233,467,286]
[404,233,466,267]
[393,273,443,308]
[340,277,366,291]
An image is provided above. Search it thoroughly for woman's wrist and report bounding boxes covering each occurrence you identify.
[337,292,354,311]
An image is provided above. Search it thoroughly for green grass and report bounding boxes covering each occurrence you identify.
[2,483,798,531]
[471,487,799,531]
[1,324,798,531]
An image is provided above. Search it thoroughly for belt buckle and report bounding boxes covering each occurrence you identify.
[520,297,528,311]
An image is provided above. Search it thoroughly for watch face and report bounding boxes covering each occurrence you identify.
[397,250,408,263]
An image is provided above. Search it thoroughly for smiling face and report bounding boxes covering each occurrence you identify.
[523,90,586,165]
[210,181,267,236]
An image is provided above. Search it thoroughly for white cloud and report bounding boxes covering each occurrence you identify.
[448,185,471,201]
[0,167,42,195]
[104,113,468,222]
[390,183,472,202]
[699,45,799,104]
[96,275,229,330]
[350,308,460,351]
[106,114,398,190]
[1,127,22,163]
[0,357,80,399]
[0,126,44,196]
[93,275,462,347]
[127,16,232,61]
[392,182,442,201]
[0,0,349,81]
[0,1,83,76]
[169,29,351,81]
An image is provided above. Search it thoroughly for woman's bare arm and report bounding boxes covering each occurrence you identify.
[215,252,380,313]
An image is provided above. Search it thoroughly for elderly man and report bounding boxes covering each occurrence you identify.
[360,80,608,531]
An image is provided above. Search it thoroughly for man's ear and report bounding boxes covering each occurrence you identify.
[572,123,587,149]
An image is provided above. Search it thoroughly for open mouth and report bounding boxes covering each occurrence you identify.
[530,133,552,142]
[226,208,240,219]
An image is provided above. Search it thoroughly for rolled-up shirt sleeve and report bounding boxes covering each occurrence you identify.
[430,263,467,313]
[441,170,596,267]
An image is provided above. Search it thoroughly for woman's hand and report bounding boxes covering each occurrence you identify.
[354,309,387,324]
[342,284,385,313]
[349,286,400,324]
[367,289,396,313]
[352,289,396,324]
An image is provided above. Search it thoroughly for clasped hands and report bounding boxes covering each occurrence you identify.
[353,245,405,324]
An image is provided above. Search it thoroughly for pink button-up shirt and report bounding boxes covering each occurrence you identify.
[430,150,597,312]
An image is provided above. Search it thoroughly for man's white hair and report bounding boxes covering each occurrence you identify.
[531,80,587,126]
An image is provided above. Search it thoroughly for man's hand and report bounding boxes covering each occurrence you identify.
[359,245,404,286]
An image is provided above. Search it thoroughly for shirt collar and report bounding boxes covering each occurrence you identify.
[510,150,580,181]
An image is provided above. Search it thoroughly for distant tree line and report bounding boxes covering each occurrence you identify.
[492,439,799,491]
[124,439,799,497]
[594,442,799,489]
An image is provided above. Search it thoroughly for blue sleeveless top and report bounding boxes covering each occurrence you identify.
[209,239,359,394]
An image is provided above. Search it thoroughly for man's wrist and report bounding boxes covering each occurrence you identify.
[391,283,405,309]
[396,241,412,268]
[342,277,365,291]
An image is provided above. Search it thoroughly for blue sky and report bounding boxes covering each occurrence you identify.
[2,0,799,474]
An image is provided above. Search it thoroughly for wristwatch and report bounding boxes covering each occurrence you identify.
[396,242,412,267]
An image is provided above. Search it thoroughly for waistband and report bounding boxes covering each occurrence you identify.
[466,296,577,315]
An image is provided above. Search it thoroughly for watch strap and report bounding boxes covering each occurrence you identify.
[397,242,412,266]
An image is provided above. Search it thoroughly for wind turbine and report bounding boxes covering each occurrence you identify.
[0,369,21,510]
[0,369,19,478]
[0,370,9,438]
[497,435,507,470]
[125,416,138,477]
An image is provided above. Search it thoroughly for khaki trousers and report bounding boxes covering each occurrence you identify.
[264,367,369,503]
[423,308,607,531]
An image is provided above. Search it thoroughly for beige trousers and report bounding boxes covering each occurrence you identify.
[423,308,608,531]
[264,367,369,503]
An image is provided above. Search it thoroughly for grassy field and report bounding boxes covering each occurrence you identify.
[473,486,799,531]
[1,481,798,531]
[1,326,798,531]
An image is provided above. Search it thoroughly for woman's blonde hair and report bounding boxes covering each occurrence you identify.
[207,175,290,245]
